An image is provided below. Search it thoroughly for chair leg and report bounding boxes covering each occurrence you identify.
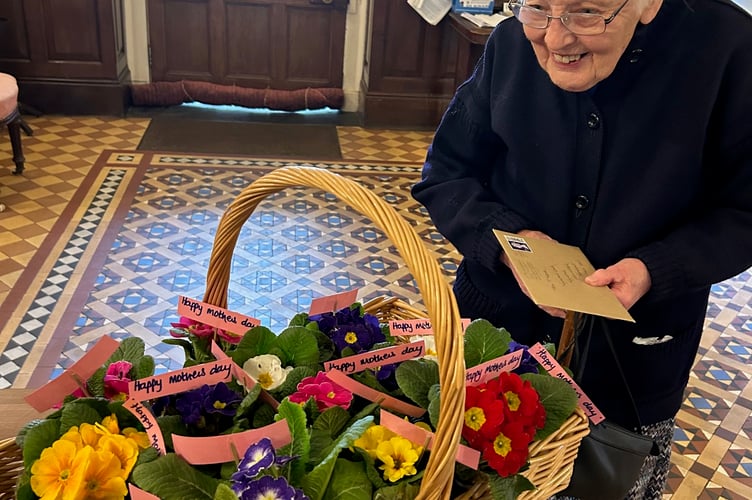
[20,117,33,137]
[7,117,25,175]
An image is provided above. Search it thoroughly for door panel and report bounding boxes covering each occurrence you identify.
[148,0,346,90]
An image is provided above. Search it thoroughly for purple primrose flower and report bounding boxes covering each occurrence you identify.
[311,305,385,355]
[202,381,241,416]
[232,438,276,482]
[234,476,309,500]
[509,341,539,375]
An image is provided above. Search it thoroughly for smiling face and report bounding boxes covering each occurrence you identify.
[523,0,662,91]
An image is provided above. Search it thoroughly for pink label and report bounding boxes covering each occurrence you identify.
[25,336,120,412]
[173,419,292,465]
[124,397,166,454]
[325,370,425,417]
[128,484,161,500]
[379,410,480,469]
[178,295,260,335]
[308,289,359,315]
[388,318,471,336]
[528,343,605,424]
[465,350,523,386]
[324,341,425,374]
[128,359,234,400]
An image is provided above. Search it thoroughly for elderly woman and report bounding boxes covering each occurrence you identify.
[413,0,751,496]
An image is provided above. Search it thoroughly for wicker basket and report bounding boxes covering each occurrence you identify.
[0,166,589,499]
[0,437,23,500]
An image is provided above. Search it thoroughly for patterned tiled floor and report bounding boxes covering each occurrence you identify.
[0,113,750,499]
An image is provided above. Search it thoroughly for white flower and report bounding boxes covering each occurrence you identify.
[242,354,293,391]
[411,335,438,362]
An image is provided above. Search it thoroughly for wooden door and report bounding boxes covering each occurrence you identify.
[147,0,348,90]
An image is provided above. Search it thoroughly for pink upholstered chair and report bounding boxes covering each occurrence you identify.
[0,72,31,212]
[0,72,28,176]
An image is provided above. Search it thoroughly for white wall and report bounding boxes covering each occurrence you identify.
[122,0,369,112]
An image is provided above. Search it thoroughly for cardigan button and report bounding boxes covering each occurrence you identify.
[586,113,600,129]
[574,195,590,210]
[629,49,643,63]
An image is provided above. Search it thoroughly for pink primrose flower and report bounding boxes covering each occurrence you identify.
[288,372,352,411]
[104,360,133,400]
[170,317,217,339]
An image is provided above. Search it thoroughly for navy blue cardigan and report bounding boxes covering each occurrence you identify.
[413,0,752,428]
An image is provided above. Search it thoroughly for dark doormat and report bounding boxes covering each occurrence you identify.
[138,117,342,159]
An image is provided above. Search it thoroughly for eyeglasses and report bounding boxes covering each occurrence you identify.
[509,0,631,35]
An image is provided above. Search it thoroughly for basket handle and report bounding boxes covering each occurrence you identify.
[203,166,464,500]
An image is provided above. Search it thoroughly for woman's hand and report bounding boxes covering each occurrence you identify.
[585,257,652,310]
[500,230,567,318]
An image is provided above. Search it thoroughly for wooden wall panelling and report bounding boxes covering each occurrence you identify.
[0,0,130,115]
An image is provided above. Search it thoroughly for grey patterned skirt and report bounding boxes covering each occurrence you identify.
[551,417,675,500]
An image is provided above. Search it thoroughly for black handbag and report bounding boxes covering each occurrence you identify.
[558,315,660,500]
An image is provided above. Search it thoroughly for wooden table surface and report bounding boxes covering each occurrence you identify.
[0,388,50,441]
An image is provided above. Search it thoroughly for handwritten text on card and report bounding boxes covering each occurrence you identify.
[388,318,471,336]
[178,295,260,335]
[324,341,425,374]
[128,359,234,401]
[465,350,523,386]
[528,342,605,424]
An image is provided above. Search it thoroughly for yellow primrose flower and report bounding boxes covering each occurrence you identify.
[122,427,151,450]
[96,433,140,479]
[30,439,82,499]
[67,446,128,499]
[99,414,120,435]
[78,423,104,449]
[353,424,395,457]
[375,436,423,483]
[60,427,85,451]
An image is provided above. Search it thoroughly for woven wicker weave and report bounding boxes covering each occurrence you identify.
[1,166,589,499]
[0,437,23,500]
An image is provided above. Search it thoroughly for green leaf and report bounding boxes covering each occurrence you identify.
[135,446,160,468]
[373,482,421,500]
[156,415,188,450]
[428,385,441,429]
[220,461,238,480]
[353,447,389,489]
[214,482,238,500]
[230,326,278,366]
[59,399,107,433]
[21,419,60,468]
[395,359,439,408]
[162,338,196,361]
[464,319,512,367]
[108,336,147,364]
[486,473,535,500]
[136,355,156,379]
[276,399,310,485]
[521,373,578,440]
[289,312,311,327]
[324,458,373,500]
[309,428,335,464]
[313,406,351,437]
[313,329,336,363]
[132,453,220,500]
[88,366,106,397]
[301,416,374,500]
[274,326,320,367]
[15,471,34,500]
[252,404,276,428]
[235,383,262,420]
